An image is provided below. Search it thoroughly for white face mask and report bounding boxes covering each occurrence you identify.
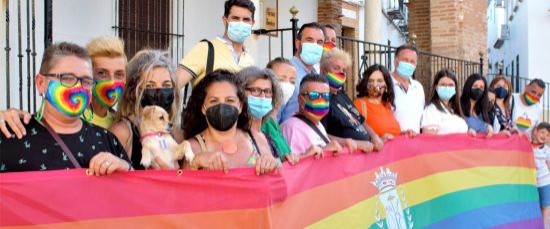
[279,82,295,106]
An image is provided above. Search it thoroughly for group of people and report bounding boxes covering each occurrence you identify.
[0,0,547,222]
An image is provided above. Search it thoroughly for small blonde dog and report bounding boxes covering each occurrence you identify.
[139,105,194,169]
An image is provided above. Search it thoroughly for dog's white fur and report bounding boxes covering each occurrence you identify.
[139,105,194,169]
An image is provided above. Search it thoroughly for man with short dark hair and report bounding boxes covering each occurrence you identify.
[278,22,325,123]
[512,78,546,136]
[281,74,342,158]
[177,0,256,88]
[391,44,424,135]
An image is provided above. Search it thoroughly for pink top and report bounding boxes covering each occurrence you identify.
[281,116,329,156]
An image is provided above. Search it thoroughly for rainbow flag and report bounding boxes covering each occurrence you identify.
[0,134,542,228]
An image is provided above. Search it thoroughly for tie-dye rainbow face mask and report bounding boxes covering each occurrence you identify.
[326,72,346,90]
[45,80,91,117]
[303,97,330,120]
[92,79,124,108]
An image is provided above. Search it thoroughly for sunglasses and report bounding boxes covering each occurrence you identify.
[301,91,331,101]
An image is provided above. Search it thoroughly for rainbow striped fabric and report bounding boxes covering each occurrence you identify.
[0,134,542,228]
[323,42,336,52]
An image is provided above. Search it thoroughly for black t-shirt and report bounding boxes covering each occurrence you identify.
[322,90,371,141]
[0,117,130,173]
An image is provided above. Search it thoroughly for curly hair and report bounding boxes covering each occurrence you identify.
[237,66,283,121]
[356,64,395,109]
[182,69,251,139]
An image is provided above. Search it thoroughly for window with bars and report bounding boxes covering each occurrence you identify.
[117,0,172,59]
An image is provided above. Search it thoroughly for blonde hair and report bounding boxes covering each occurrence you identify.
[86,36,127,62]
[114,49,180,124]
[321,48,352,69]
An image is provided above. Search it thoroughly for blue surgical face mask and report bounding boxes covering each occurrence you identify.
[437,86,456,100]
[396,61,416,78]
[300,42,324,66]
[227,21,252,43]
[247,95,273,119]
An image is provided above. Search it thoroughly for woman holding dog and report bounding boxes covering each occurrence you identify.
[182,69,280,175]
[109,49,182,170]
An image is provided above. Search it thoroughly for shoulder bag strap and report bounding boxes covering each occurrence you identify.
[41,118,82,168]
[294,114,330,144]
[360,98,367,119]
[183,39,214,108]
[245,130,260,154]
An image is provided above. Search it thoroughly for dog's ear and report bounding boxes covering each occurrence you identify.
[142,106,152,117]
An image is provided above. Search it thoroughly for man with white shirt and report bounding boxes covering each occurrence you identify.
[177,0,256,88]
[511,78,545,137]
[391,44,425,135]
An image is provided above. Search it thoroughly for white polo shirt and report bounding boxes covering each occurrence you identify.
[392,75,425,133]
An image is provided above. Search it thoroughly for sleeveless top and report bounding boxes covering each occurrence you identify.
[123,118,145,170]
[194,130,279,168]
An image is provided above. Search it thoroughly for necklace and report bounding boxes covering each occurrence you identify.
[203,132,239,154]
[222,143,238,154]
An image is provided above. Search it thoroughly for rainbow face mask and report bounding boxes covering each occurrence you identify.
[92,79,124,108]
[45,80,91,117]
[326,72,346,90]
[524,93,539,106]
[303,98,330,120]
[323,42,336,52]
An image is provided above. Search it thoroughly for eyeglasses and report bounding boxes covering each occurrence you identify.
[245,87,273,97]
[301,91,331,101]
[43,73,95,89]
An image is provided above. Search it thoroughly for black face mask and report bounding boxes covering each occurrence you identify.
[494,87,508,99]
[205,103,239,131]
[470,88,484,101]
[140,88,174,112]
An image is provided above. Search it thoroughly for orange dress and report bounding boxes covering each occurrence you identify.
[353,97,401,136]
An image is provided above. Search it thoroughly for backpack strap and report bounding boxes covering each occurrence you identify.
[201,39,215,75]
[182,39,214,108]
